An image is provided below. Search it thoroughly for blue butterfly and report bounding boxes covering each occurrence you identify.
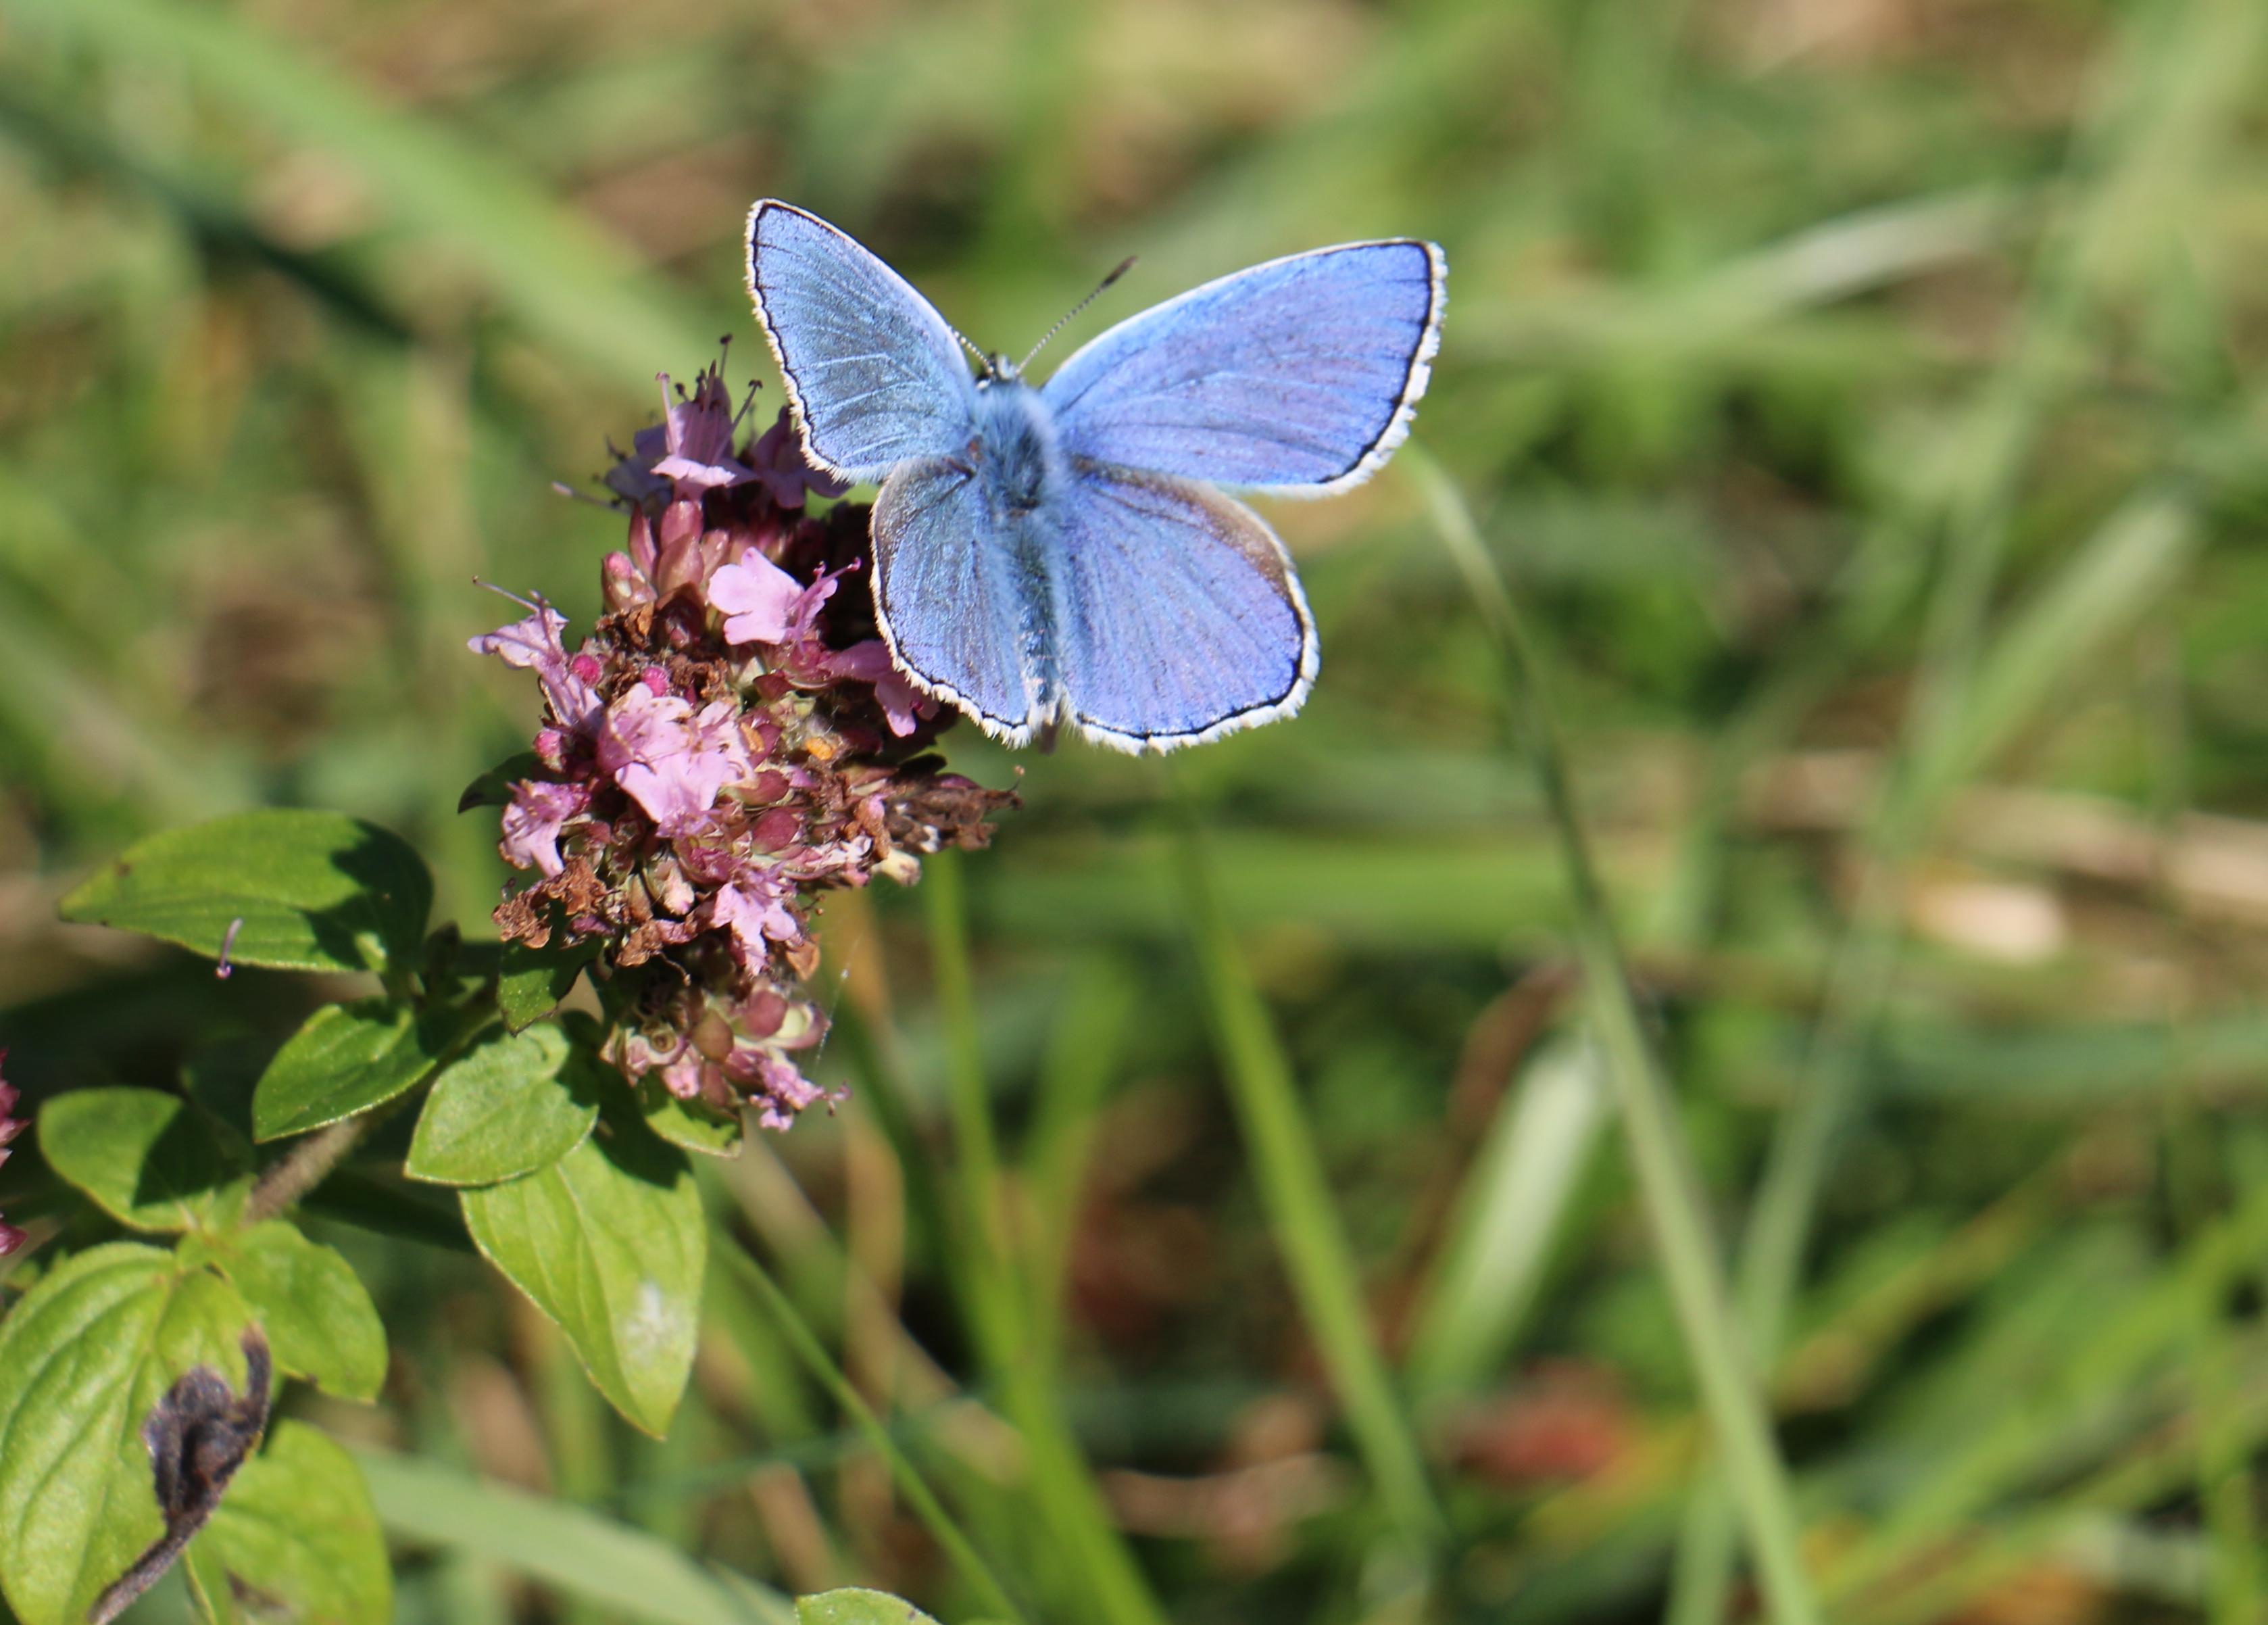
[743,200,1446,753]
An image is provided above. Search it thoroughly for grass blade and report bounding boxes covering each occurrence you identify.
[1405,1036,1609,1395]
[718,1242,1031,1625]
[922,854,1170,1625]
[0,0,720,388]
[1409,443,1821,1625]
[353,1447,794,1625]
[1173,804,1445,1549]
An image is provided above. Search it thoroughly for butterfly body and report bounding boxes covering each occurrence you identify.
[745,200,1446,752]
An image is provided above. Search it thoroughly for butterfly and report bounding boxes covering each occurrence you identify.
[743,200,1446,753]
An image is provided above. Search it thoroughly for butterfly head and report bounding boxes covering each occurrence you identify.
[979,353,1022,385]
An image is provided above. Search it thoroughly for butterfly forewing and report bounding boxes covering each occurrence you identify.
[1038,240,1444,495]
[745,201,977,482]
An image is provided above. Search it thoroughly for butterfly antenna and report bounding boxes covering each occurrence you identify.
[1020,256,1137,372]
[948,323,988,370]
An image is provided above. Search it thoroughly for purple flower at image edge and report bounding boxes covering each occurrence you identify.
[0,1053,26,1257]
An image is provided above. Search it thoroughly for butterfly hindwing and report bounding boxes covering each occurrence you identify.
[1047,461,1315,751]
[745,201,977,483]
[1039,240,1444,495]
[872,458,1040,741]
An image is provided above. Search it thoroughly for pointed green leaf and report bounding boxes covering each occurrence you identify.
[636,1076,745,1159]
[183,1422,389,1625]
[460,1108,704,1436]
[797,1591,943,1625]
[0,1242,255,1625]
[191,1223,387,1403]
[406,1023,598,1187]
[458,752,545,813]
[57,810,431,975]
[252,998,470,1143]
[497,936,599,1033]
[39,1088,252,1234]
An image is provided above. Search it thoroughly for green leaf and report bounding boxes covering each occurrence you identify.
[301,1173,474,1254]
[353,1447,792,1625]
[458,752,545,813]
[57,810,431,976]
[184,1422,389,1625]
[496,935,599,1033]
[405,1023,598,1187]
[252,998,469,1143]
[189,1223,387,1403]
[0,1242,255,1625]
[797,1591,943,1625]
[636,1075,745,1159]
[460,1107,704,1436]
[39,1088,251,1233]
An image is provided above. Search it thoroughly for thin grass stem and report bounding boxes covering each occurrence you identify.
[718,1242,1029,1625]
[922,853,1173,1625]
[1408,444,1821,1625]
[1171,796,1447,1551]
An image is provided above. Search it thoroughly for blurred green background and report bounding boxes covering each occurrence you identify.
[8,0,2268,1620]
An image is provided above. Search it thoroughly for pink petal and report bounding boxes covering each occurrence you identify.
[468,606,601,733]
[711,548,805,646]
[499,780,589,877]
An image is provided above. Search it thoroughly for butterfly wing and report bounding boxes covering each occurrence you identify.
[745,201,977,483]
[872,458,1042,742]
[1047,460,1316,752]
[1039,240,1444,495]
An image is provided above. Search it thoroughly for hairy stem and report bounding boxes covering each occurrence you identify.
[242,1114,380,1225]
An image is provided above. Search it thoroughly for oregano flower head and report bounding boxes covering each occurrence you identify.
[471,358,1014,1133]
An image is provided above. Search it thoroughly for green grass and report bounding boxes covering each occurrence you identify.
[9,0,2268,1620]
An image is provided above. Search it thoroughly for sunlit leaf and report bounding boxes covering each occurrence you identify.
[460,1106,704,1435]
[186,1223,387,1403]
[251,998,472,1143]
[796,1590,943,1625]
[405,1023,597,1187]
[0,1243,255,1625]
[57,810,430,976]
[636,1076,745,1159]
[184,1421,390,1625]
[39,1089,251,1234]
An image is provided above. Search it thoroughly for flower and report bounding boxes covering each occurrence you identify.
[709,548,805,646]
[499,780,589,879]
[468,353,1015,1135]
[467,603,600,734]
[647,361,756,493]
[594,687,753,837]
[745,410,849,510]
[0,1052,26,1257]
[822,640,928,737]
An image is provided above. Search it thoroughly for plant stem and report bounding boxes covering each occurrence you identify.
[922,850,1016,1342]
[243,1113,381,1224]
[1171,799,1446,1550]
[922,852,1173,1625]
[720,1242,1030,1625]
[1410,445,1821,1625]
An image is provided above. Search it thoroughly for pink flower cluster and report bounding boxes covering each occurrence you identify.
[470,357,1014,1132]
[0,1053,24,1257]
